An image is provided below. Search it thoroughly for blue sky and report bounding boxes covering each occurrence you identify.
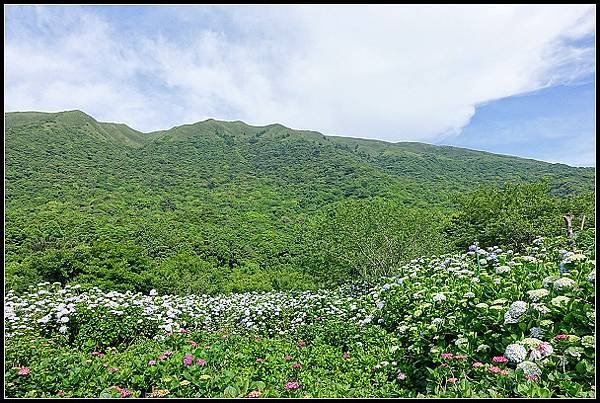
[4,5,596,166]
[439,80,595,166]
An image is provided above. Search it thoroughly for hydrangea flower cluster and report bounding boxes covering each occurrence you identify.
[504,344,527,363]
[581,335,595,348]
[496,266,510,274]
[432,293,446,303]
[526,289,549,302]
[551,296,571,307]
[553,277,576,291]
[516,361,542,377]
[504,301,528,325]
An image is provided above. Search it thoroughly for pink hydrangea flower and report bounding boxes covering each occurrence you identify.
[179,328,189,333]
[492,356,508,363]
[284,381,300,390]
[499,369,509,375]
[148,360,157,366]
[488,366,502,374]
[447,377,458,383]
[284,355,292,361]
[441,353,454,360]
[292,362,302,369]
[343,352,350,359]
[525,374,539,381]
[183,355,193,366]
[17,367,30,376]
[472,362,484,368]
[297,341,306,347]
[196,359,207,366]
[248,390,262,398]
[91,352,106,357]
[555,334,569,340]
[159,351,174,361]
[114,386,132,398]
[190,340,199,348]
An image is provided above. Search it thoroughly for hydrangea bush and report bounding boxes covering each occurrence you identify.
[5,233,595,398]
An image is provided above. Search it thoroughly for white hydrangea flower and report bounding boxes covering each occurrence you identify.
[496,266,510,274]
[526,289,549,302]
[587,271,595,283]
[566,253,586,263]
[463,292,475,299]
[504,343,527,363]
[542,276,559,288]
[432,293,446,303]
[517,360,542,377]
[37,315,51,324]
[553,277,576,291]
[532,303,551,315]
[476,344,490,352]
[551,296,571,307]
[565,346,584,358]
[581,336,595,348]
[504,301,528,324]
[520,338,542,349]
[454,337,468,346]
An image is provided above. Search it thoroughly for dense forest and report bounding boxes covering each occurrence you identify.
[4,110,595,294]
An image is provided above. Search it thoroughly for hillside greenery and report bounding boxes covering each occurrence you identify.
[4,110,595,294]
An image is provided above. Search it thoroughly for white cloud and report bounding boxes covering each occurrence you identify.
[4,5,596,142]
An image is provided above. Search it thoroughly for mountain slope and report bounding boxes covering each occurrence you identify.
[4,110,595,294]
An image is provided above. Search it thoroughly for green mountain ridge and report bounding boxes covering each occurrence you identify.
[7,109,593,169]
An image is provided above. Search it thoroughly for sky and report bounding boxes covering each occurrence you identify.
[4,5,596,166]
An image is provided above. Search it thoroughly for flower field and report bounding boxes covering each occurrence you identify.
[4,233,595,398]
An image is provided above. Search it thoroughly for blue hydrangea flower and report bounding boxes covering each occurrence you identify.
[529,327,544,338]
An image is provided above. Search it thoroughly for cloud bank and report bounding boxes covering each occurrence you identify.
[5,5,596,142]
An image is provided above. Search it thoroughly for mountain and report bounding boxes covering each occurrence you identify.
[4,110,595,294]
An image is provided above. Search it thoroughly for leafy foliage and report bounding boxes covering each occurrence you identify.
[5,111,594,293]
[5,235,595,398]
[445,180,595,250]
